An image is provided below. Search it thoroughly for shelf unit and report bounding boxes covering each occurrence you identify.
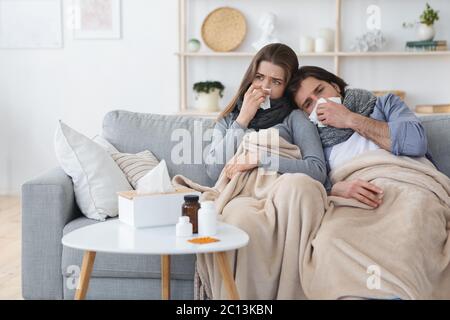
[177,0,450,116]
[176,51,450,58]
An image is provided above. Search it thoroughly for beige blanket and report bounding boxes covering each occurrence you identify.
[303,149,450,300]
[173,129,328,299]
[174,131,450,300]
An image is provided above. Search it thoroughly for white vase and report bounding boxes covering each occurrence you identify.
[299,36,314,53]
[195,89,220,112]
[318,28,334,50]
[416,23,435,41]
[315,37,329,53]
[187,39,201,52]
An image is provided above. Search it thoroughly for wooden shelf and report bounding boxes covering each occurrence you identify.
[176,52,337,57]
[177,110,220,118]
[415,112,450,116]
[338,51,450,57]
[176,51,450,58]
[176,52,254,57]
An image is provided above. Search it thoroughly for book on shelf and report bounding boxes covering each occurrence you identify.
[405,40,447,52]
[406,40,447,47]
[415,104,450,114]
[405,45,447,52]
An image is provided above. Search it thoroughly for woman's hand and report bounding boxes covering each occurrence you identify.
[330,179,384,208]
[224,152,259,180]
[236,84,269,128]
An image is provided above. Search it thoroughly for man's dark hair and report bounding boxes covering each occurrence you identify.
[288,66,348,101]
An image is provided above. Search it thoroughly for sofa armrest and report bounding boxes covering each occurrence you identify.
[21,167,81,299]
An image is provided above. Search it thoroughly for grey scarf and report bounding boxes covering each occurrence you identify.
[319,88,377,148]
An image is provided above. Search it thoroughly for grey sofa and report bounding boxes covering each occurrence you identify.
[22,110,450,300]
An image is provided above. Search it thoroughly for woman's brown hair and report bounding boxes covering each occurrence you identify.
[218,43,299,119]
[287,66,348,103]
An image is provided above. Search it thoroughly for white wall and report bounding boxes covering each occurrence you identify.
[0,0,179,194]
[1,0,449,195]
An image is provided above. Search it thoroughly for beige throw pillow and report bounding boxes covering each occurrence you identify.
[111,150,160,189]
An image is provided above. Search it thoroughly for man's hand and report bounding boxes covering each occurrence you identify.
[318,98,392,151]
[224,152,258,180]
[317,98,355,129]
[331,179,384,208]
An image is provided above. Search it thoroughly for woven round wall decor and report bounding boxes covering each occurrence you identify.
[201,7,247,52]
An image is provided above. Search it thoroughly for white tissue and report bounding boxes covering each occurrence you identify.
[308,96,342,128]
[136,159,175,194]
[260,88,271,110]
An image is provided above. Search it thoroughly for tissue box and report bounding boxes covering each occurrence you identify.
[118,188,201,228]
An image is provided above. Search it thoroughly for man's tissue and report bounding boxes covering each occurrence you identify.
[308,96,342,128]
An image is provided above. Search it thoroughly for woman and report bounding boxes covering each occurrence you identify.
[288,66,430,208]
[206,43,327,185]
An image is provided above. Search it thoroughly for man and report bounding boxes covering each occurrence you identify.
[289,66,433,208]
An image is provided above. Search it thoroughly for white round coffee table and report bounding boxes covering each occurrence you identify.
[62,219,249,300]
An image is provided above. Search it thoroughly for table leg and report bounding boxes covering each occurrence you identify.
[75,251,96,300]
[215,251,240,300]
[161,255,171,300]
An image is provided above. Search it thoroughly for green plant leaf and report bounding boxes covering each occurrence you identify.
[193,81,225,98]
[420,3,439,26]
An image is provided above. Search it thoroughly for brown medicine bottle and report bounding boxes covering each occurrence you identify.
[182,195,200,233]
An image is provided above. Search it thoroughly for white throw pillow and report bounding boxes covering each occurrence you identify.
[54,121,133,221]
[92,134,120,154]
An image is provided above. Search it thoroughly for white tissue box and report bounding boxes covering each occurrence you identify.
[118,188,201,228]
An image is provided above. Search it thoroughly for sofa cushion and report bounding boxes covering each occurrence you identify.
[62,217,196,280]
[102,110,216,187]
[418,114,450,178]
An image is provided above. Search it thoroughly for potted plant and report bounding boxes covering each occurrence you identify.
[417,3,439,41]
[193,81,225,112]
